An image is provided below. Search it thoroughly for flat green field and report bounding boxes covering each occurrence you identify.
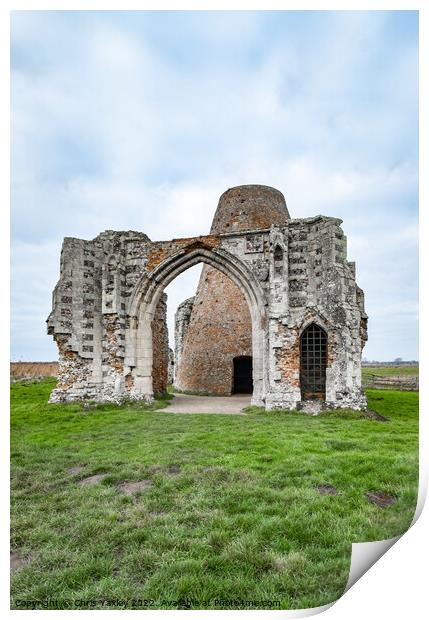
[361,365,419,378]
[10,380,419,610]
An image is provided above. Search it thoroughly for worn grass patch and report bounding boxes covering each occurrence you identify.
[10,380,418,610]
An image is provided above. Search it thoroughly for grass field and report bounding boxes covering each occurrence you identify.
[10,362,419,385]
[10,379,418,610]
[361,365,419,379]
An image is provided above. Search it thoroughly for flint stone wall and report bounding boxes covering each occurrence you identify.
[168,348,175,384]
[174,297,194,382]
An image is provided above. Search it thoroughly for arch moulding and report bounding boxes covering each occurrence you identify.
[126,242,269,407]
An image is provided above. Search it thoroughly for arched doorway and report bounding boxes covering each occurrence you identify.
[127,244,268,406]
[233,356,253,394]
[300,323,327,400]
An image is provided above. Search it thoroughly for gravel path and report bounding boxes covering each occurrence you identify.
[154,393,251,414]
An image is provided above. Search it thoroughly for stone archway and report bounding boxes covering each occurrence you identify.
[47,185,368,411]
[127,243,268,406]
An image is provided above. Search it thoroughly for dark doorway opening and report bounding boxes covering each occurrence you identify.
[300,323,327,400]
[233,356,253,394]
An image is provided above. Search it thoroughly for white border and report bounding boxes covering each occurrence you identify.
[3,2,426,619]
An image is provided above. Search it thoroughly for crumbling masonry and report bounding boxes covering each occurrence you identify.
[47,184,368,411]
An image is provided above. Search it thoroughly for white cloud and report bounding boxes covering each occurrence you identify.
[11,11,418,360]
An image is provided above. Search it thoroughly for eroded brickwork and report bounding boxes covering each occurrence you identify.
[210,185,290,234]
[151,294,169,397]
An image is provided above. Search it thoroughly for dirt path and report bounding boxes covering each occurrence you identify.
[154,393,251,414]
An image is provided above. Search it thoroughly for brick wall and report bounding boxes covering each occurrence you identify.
[174,267,252,394]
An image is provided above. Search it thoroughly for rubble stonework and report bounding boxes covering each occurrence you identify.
[174,297,194,381]
[47,184,368,411]
[168,348,175,385]
[151,294,169,396]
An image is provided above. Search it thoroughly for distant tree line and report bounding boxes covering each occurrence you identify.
[362,358,419,367]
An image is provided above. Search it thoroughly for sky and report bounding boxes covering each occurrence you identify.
[10,10,418,361]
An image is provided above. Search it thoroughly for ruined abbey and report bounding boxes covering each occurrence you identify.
[47,184,368,411]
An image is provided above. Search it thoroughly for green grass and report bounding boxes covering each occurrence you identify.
[10,379,418,610]
[362,365,419,378]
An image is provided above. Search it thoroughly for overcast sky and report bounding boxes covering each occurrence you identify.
[11,10,418,361]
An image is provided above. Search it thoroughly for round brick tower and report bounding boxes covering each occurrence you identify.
[174,185,290,395]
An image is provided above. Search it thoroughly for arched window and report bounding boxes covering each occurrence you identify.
[300,323,327,400]
[274,245,283,277]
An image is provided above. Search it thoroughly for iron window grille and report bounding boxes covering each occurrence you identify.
[300,323,327,400]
